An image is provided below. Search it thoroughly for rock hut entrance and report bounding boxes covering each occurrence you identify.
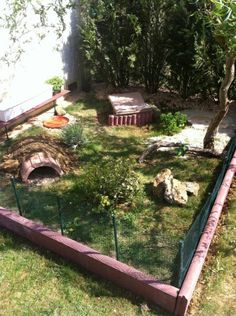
[28,166,60,183]
[20,152,64,183]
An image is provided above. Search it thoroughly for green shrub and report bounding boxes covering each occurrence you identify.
[46,76,64,92]
[80,1,223,99]
[176,143,189,156]
[61,123,86,147]
[80,1,141,87]
[135,0,170,93]
[160,112,187,135]
[73,157,140,214]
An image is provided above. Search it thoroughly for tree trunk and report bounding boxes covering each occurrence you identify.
[204,54,236,149]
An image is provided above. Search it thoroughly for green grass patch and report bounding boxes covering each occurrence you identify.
[0,228,169,316]
[0,97,221,285]
[192,183,236,316]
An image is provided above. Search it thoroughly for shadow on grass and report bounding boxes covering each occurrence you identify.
[67,96,112,126]
[0,179,19,211]
[119,233,178,283]
[0,227,171,316]
[80,132,145,164]
[2,177,179,284]
[170,158,223,286]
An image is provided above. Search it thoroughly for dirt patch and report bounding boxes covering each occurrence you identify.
[93,83,218,111]
[0,135,77,180]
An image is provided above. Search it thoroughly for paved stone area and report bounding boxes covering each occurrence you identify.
[148,103,236,154]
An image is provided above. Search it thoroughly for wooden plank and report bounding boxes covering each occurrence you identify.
[108,92,153,115]
[0,90,70,133]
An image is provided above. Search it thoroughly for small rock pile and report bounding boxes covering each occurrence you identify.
[153,169,199,205]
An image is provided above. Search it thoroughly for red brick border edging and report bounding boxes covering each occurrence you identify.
[0,208,178,313]
[175,151,236,316]
[108,110,153,126]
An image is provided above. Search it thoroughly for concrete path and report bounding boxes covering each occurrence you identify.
[148,103,236,154]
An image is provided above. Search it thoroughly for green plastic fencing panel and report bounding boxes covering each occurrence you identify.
[176,137,236,288]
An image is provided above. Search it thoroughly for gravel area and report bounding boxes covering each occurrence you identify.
[148,104,236,154]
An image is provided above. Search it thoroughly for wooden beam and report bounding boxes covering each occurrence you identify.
[0,90,70,136]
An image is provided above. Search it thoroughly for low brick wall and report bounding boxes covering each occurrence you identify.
[108,110,153,126]
[0,208,178,313]
[174,151,236,316]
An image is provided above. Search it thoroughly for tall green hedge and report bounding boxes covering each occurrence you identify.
[80,0,225,99]
[80,0,141,87]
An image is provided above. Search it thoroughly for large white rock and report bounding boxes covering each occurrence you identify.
[153,169,200,206]
[153,168,172,197]
[185,181,200,196]
[164,178,188,206]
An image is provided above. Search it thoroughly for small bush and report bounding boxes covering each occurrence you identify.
[160,112,187,135]
[46,76,64,92]
[61,123,86,147]
[176,143,189,156]
[73,157,140,214]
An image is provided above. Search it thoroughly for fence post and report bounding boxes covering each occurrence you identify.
[57,197,64,235]
[10,176,23,216]
[4,126,10,141]
[112,213,119,261]
[177,240,184,288]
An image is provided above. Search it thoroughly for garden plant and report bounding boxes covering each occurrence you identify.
[160,112,187,135]
[46,76,64,93]
[0,0,235,314]
[61,122,86,148]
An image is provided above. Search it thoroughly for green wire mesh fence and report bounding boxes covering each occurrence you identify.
[8,176,64,234]
[2,137,235,286]
[2,179,177,280]
[176,137,236,288]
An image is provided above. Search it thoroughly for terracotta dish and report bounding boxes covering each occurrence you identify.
[43,116,69,128]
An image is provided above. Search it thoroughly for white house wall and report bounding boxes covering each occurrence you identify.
[0,1,80,103]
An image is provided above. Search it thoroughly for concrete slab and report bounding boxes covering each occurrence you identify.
[109,92,153,115]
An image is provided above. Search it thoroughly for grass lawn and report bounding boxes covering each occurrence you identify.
[0,95,233,316]
[0,96,221,284]
[0,227,168,316]
[0,184,235,316]
[191,182,236,316]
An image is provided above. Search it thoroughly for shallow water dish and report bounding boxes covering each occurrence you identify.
[43,116,69,128]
